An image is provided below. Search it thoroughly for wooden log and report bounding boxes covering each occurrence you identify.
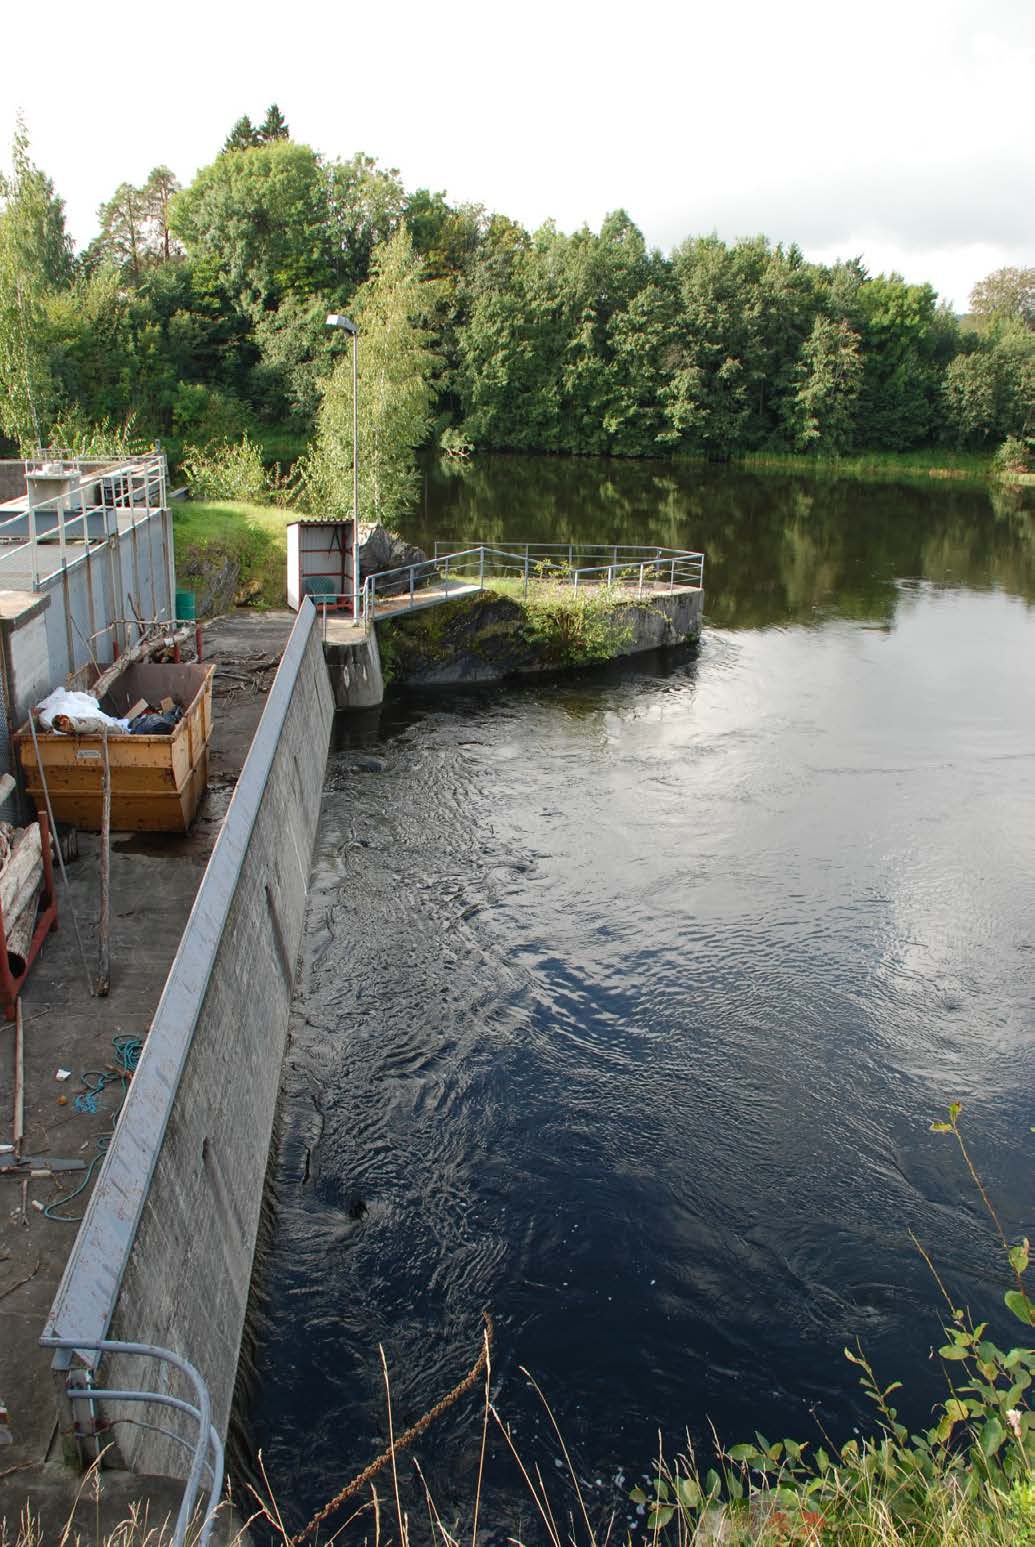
[91,626,193,702]
[96,733,111,997]
[125,699,150,722]
[0,825,43,925]
[6,882,40,976]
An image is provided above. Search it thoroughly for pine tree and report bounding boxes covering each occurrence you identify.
[223,115,259,153]
[258,104,290,142]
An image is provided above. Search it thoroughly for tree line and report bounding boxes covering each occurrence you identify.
[1,107,1032,489]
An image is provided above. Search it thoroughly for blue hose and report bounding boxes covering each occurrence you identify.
[45,1035,143,1221]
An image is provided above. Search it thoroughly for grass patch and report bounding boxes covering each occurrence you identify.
[172,499,294,613]
[733,448,993,484]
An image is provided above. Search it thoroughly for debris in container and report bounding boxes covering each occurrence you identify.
[129,707,184,735]
[35,689,129,736]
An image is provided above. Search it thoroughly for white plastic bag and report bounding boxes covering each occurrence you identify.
[36,688,130,736]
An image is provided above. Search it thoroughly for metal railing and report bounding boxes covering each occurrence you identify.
[0,453,168,591]
[41,1336,224,1547]
[318,541,704,639]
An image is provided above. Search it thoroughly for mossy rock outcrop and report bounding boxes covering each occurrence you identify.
[378,585,701,688]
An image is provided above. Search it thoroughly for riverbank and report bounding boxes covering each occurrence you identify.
[731,447,994,482]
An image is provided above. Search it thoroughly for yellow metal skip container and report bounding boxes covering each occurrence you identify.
[16,662,215,833]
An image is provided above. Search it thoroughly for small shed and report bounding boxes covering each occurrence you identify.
[286,518,357,612]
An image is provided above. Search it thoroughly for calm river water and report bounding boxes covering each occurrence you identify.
[250,459,1035,1538]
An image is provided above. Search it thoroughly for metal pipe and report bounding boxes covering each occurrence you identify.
[63,1388,222,1485]
[26,481,39,590]
[41,1337,218,1547]
[352,332,360,621]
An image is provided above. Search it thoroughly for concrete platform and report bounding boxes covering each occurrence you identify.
[0,611,294,1536]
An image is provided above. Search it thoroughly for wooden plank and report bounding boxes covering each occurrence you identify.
[96,734,111,996]
[125,699,149,722]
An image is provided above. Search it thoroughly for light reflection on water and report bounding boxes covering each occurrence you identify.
[249,465,1035,1539]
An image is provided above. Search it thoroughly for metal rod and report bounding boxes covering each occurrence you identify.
[13,999,24,1161]
[96,732,111,997]
[42,1337,220,1547]
[25,712,94,998]
[352,332,360,621]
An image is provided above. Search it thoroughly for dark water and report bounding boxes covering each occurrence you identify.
[250,459,1035,1538]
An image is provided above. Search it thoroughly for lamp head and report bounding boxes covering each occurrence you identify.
[326,313,357,335]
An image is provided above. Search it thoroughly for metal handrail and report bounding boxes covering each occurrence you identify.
[41,1335,223,1547]
[1,454,168,589]
[318,540,704,638]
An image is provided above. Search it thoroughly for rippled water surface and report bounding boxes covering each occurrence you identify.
[250,461,1035,1537]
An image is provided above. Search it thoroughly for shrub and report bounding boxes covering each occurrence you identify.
[172,382,252,446]
[46,409,148,458]
[181,434,271,502]
[992,436,1033,475]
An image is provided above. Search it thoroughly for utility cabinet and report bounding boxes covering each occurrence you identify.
[286,518,357,612]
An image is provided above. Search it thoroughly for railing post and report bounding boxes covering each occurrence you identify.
[670,558,676,592]
[444,554,450,594]
[523,550,529,599]
[638,563,645,598]
[409,565,415,606]
[27,481,39,591]
[607,564,614,586]
[573,570,579,593]
[568,542,573,571]
[612,544,618,568]
[479,547,485,590]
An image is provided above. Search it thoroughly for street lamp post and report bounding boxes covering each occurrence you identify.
[326,313,359,619]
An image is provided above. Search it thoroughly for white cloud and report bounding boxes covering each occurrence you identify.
[1,0,1031,310]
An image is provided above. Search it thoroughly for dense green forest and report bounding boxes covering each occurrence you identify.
[1,107,1032,492]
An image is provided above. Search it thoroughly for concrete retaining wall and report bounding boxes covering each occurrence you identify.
[324,625,384,709]
[44,600,335,1475]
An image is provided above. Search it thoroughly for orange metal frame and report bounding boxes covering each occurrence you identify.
[0,811,59,1020]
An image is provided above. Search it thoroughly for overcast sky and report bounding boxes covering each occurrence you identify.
[3,0,1032,310]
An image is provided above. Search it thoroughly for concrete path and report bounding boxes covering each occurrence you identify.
[0,610,294,1534]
